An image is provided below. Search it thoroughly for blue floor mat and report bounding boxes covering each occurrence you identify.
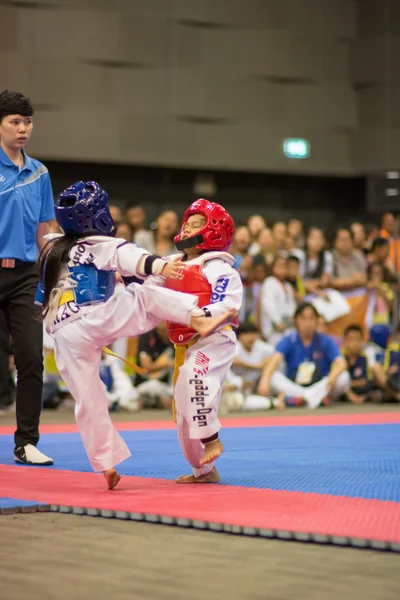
[1,424,400,502]
[0,497,49,514]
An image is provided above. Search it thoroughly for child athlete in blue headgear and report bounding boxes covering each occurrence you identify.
[37,181,235,489]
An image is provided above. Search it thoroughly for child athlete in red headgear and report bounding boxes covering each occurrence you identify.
[165,199,243,483]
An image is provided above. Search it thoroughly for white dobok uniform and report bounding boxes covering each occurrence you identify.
[41,234,201,472]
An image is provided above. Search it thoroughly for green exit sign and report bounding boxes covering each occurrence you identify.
[283,138,310,159]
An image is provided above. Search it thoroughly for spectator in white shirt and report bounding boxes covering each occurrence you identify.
[232,322,275,394]
[259,256,296,344]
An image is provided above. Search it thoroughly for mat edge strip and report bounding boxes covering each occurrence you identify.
[32,504,400,553]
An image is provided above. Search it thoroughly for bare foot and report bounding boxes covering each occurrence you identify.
[103,468,121,490]
[199,439,224,466]
[276,391,286,410]
[176,466,220,484]
[190,309,237,338]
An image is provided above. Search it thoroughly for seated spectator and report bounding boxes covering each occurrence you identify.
[367,263,394,326]
[109,204,122,224]
[350,222,367,254]
[380,212,400,272]
[259,256,296,344]
[250,227,277,267]
[116,220,134,243]
[125,204,153,249]
[288,218,305,249]
[136,322,174,409]
[383,330,400,401]
[247,214,266,254]
[219,370,245,415]
[299,227,333,295]
[257,303,350,408]
[146,210,179,257]
[231,225,253,280]
[232,323,275,395]
[342,325,384,404]
[243,255,268,324]
[272,221,287,254]
[286,255,305,304]
[99,352,139,412]
[368,237,396,281]
[317,315,328,333]
[331,228,366,291]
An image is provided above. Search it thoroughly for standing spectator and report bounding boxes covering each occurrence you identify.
[0,90,54,464]
[331,228,367,291]
[288,218,305,249]
[259,256,296,344]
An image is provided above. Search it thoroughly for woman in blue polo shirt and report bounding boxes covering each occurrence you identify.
[0,90,54,465]
[258,302,350,408]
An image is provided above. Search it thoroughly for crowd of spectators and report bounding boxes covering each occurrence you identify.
[1,203,399,416]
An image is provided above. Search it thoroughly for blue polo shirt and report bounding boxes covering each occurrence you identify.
[276,332,341,381]
[0,146,55,262]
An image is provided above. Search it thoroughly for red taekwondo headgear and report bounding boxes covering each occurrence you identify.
[174,199,235,253]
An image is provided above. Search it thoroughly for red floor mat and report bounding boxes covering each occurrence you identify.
[1,411,399,435]
[1,465,399,550]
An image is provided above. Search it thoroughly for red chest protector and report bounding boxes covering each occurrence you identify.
[165,252,237,345]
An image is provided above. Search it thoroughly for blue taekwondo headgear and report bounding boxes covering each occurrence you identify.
[55,181,116,236]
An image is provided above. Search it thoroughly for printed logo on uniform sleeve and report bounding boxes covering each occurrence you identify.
[211,277,229,303]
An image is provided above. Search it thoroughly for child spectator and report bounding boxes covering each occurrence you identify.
[342,325,384,404]
[286,255,305,304]
[367,262,394,326]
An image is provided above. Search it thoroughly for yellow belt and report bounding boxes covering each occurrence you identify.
[58,290,147,375]
[59,290,75,305]
[171,325,233,423]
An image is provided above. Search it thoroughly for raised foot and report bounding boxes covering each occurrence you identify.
[103,468,121,490]
[200,439,224,466]
[176,466,220,484]
[190,309,237,338]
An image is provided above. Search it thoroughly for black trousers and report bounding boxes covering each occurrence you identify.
[0,263,43,448]
[0,308,15,408]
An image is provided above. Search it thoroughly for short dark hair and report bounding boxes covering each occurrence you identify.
[344,324,364,337]
[336,227,354,241]
[294,302,319,320]
[371,237,389,252]
[237,322,258,336]
[0,90,34,123]
[287,255,300,264]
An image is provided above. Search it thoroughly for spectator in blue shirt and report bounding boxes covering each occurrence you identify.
[257,303,350,408]
[0,90,54,465]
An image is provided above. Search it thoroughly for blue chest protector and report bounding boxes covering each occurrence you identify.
[36,263,116,307]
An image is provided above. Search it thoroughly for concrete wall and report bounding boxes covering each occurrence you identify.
[2,0,393,176]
